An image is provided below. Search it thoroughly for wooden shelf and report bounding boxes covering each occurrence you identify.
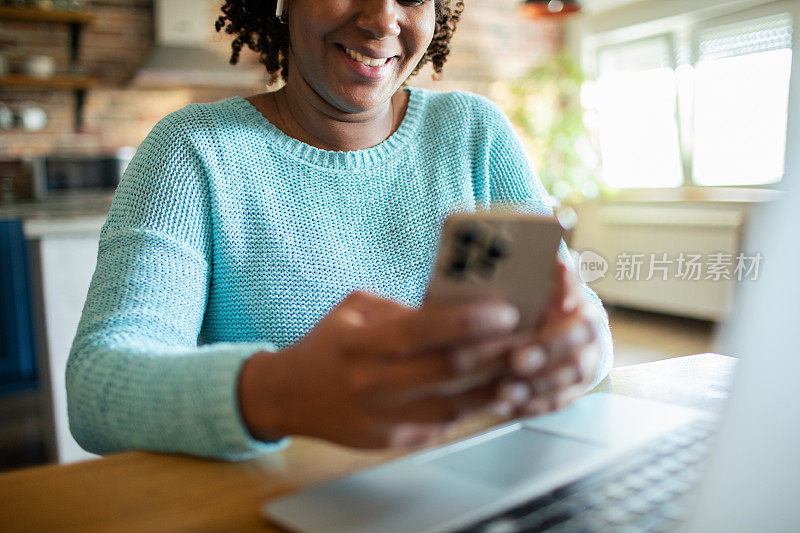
[0,6,95,24]
[0,74,99,90]
[0,6,97,131]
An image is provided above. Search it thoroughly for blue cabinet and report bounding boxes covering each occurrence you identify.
[0,219,38,394]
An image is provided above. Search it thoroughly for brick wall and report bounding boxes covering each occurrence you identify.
[0,0,563,163]
[412,0,563,94]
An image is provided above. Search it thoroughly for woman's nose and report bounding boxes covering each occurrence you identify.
[356,0,401,39]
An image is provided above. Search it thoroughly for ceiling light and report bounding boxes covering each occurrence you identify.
[522,0,581,18]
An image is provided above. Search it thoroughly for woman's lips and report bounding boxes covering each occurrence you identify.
[336,44,395,80]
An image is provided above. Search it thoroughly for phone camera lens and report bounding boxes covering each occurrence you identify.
[456,225,484,247]
[487,237,512,259]
[447,258,468,278]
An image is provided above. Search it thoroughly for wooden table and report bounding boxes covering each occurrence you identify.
[0,353,736,532]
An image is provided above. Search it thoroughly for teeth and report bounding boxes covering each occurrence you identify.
[344,46,389,67]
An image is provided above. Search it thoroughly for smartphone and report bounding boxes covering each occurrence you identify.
[425,211,563,331]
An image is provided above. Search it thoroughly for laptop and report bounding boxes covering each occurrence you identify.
[262,34,800,533]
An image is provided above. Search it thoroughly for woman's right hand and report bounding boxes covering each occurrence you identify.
[238,290,522,449]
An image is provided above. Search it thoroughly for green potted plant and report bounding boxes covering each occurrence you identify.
[499,51,606,207]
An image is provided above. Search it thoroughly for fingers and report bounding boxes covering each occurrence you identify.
[346,299,520,359]
[543,317,596,368]
[500,342,601,418]
[348,325,540,402]
[542,261,583,325]
[528,343,599,395]
[377,382,502,425]
[511,308,596,375]
[496,379,531,411]
[352,384,506,450]
[359,421,453,449]
[449,329,534,372]
[548,261,569,311]
[408,300,521,352]
[560,262,582,314]
[520,383,588,416]
[508,345,547,376]
[350,349,507,402]
[335,290,413,327]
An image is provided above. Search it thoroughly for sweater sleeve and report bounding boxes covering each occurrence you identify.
[478,97,614,388]
[66,109,288,460]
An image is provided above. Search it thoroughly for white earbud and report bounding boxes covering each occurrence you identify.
[275,0,286,21]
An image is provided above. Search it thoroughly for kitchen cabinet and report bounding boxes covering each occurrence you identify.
[2,195,110,464]
[0,219,37,393]
[27,223,102,464]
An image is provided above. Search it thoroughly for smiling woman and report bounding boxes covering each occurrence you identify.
[65,0,613,460]
[216,0,463,149]
[216,0,462,85]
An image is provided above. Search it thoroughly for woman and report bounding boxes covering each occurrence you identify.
[66,0,613,459]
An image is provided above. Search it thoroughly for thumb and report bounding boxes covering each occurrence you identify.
[339,290,412,325]
[538,261,578,330]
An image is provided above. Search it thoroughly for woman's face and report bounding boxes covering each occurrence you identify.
[286,0,437,114]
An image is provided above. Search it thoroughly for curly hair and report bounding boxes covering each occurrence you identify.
[215,0,465,85]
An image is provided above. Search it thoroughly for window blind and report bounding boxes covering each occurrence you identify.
[698,13,793,61]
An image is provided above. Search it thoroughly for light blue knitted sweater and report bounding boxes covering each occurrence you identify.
[66,87,613,460]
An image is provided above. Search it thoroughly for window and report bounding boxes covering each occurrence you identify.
[586,9,795,188]
[693,14,793,185]
[595,37,683,188]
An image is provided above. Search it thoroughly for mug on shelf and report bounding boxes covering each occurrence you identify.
[17,104,48,132]
[24,55,56,78]
[0,102,14,130]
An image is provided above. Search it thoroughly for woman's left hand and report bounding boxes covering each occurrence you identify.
[495,260,605,418]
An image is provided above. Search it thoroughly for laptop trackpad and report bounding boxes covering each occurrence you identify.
[426,428,604,488]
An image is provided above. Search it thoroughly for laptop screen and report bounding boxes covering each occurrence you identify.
[687,20,800,532]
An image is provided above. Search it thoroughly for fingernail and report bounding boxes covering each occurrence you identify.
[551,324,591,354]
[492,401,514,418]
[498,381,530,406]
[554,366,579,388]
[489,305,519,330]
[567,324,593,346]
[556,387,581,409]
[523,398,550,417]
[512,346,547,375]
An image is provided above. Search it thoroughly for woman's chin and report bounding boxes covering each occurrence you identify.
[331,88,397,115]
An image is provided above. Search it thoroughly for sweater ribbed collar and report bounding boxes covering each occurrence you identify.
[227,87,425,171]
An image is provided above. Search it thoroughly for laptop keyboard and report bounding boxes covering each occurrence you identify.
[461,420,716,533]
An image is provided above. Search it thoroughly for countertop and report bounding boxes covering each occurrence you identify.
[0,354,737,532]
[0,192,113,238]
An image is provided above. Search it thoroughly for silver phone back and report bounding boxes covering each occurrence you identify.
[426,212,563,331]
